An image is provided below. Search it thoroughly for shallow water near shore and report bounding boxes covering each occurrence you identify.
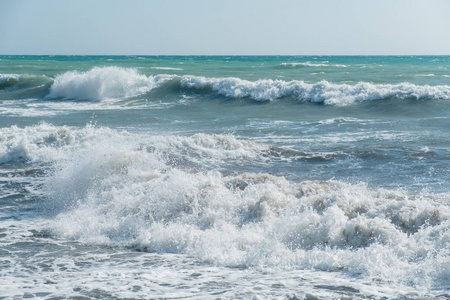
[1,55,449,299]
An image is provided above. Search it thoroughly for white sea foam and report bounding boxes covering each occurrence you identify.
[0,124,268,166]
[181,76,450,104]
[46,163,448,288]
[318,117,363,124]
[8,124,441,291]
[1,123,448,292]
[416,74,436,77]
[0,123,124,164]
[48,67,174,101]
[151,67,183,71]
[0,73,51,89]
[281,62,349,68]
[0,106,62,117]
[0,74,20,84]
[12,67,450,105]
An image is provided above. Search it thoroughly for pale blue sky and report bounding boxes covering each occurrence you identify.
[1,0,449,55]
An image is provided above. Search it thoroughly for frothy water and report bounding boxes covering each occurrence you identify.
[181,75,450,104]
[280,62,349,68]
[2,65,450,105]
[1,56,449,299]
[44,130,448,275]
[48,67,174,101]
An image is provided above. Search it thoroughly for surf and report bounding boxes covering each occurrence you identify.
[47,67,174,101]
[0,74,53,100]
[181,76,450,104]
[4,66,449,105]
[22,123,446,290]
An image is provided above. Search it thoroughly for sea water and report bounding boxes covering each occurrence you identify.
[0,56,449,299]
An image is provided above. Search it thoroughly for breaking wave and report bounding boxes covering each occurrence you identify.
[3,67,449,105]
[0,74,51,89]
[47,67,174,101]
[181,76,450,104]
[43,133,448,289]
[0,123,269,166]
[0,74,22,88]
[2,123,448,289]
[151,67,183,71]
[280,62,349,68]
[0,74,52,99]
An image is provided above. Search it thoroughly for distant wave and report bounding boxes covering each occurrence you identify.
[48,67,174,101]
[181,76,450,105]
[151,67,183,71]
[280,62,349,68]
[416,74,436,77]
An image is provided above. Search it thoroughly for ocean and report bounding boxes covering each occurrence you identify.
[0,55,449,299]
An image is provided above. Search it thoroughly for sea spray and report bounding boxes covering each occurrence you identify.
[25,124,448,289]
[3,66,450,104]
[181,76,450,104]
[48,67,174,101]
[2,56,449,299]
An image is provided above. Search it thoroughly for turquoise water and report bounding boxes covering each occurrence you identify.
[1,56,449,298]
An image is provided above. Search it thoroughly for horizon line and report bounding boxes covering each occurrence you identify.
[1,54,449,57]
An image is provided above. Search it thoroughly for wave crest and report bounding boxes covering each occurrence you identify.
[40,131,449,286]
[0,73,52,94]
[5,68,449,105]
[0,74,21,88]
[280,62,349,68]
[5,123,447,288]
[181,76,450,104]
[48,67,174,101]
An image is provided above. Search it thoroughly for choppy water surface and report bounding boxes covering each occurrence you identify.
[0,56,449,299]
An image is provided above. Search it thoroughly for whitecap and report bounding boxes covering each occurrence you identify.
[48,67,175,101]
[416,74,436,77]
[151,67,183,71]
[180,75,450,105]
[37,129,449,289]
[280,62,348,68]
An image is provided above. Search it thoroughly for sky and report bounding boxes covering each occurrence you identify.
[1,0,449,55]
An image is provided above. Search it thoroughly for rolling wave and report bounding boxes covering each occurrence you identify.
[48,67,174,101]
[280,62,349,68]
[0,74,52,89]
[181,76,450,104]
[0,74,52,99]
[14,123,444,288]
[1,123,449,289]
[2,67,449,105]
[0,74,21,88]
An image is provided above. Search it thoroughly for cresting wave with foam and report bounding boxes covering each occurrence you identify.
[47,67,175,101]
[2,67,450,104]
[0,123,269,165]
[2,57,450,299]
[0,74,52,93]
[181,76,450,104]
[0,74,21,86]
[1,123,449,290]
[280,62,349,68]
[48,67,450,104]
[8,123,442,290]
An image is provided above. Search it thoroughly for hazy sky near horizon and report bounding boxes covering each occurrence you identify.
[1,0,449,55]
